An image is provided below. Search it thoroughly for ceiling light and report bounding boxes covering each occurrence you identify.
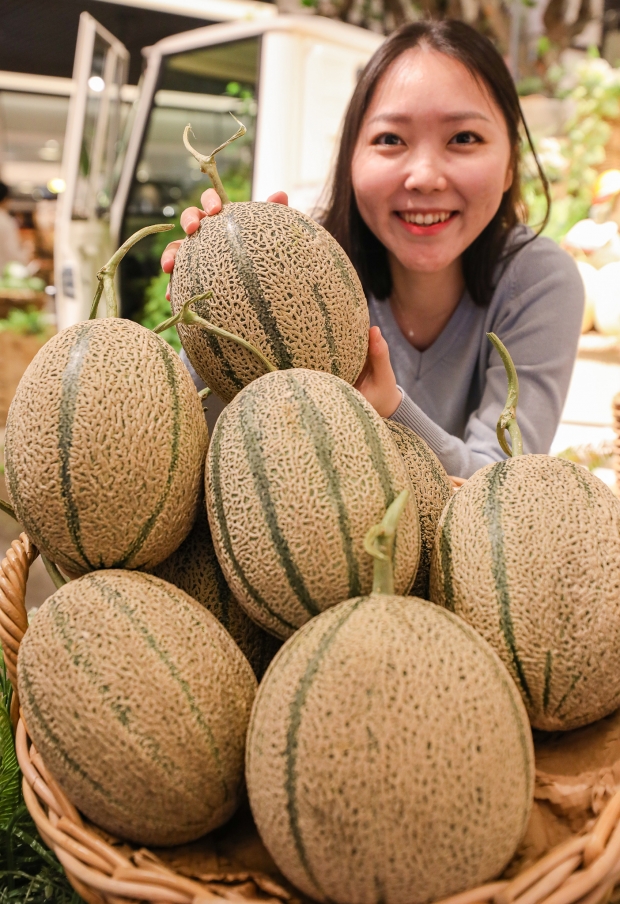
[47,178,66,194]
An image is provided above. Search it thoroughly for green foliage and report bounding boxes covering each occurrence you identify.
[557,442,614,470]
[521,53,620,242]
[138,271,181,352]
[0,648,80,903]
[0,264,45,294]
[0,308,49,338]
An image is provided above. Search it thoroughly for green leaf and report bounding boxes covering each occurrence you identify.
[0,650,77,900]
[0,705,20,830]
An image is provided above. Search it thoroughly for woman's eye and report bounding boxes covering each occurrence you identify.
[374,133,402,146]
[451,131,482,145]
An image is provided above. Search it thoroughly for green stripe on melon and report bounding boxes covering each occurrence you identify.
[18,569,257,846]
[5,318,207,575]
[170,203,369,402]
[151,507,281,678]
[430,454,620,730]
[205,369,420,638]
[385,421,452,599]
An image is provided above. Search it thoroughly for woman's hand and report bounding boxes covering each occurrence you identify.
[160,188,288,281]
[354,326,402,418]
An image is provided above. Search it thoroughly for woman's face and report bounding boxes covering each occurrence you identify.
[351,47,514,278]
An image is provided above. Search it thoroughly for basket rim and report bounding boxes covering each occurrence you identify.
[2,531,620,904]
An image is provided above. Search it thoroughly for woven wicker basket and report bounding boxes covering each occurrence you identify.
[3,532,620,904]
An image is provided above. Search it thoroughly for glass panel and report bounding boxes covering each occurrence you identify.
[72,33,127,221]
[0,91,69,189]
[119,37,260,323]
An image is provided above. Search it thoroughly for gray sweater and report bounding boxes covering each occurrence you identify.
[371,227,584,478]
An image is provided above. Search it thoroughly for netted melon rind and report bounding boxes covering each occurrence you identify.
[17,570,257,846]
[385,420,452,599]
[169,202,369,402]
[246,594,534,904]
[205,369,420,639]
[151,507,281,679]
[430,455,620,730]
[4,319,208,575]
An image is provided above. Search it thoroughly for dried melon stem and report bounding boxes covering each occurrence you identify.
[155,294,277,375]
[487,332,523,458]
[90,223,174,319]
[0,498,16,521]
[40,555,68,590]
[363,489,410,595]
[183,117,246,207]
[0,498,67,588]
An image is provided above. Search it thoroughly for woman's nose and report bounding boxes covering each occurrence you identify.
[403,153,448,193]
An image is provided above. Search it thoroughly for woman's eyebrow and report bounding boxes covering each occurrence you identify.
[366,110,492,125]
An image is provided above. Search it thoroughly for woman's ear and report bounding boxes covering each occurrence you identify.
[503,152,516,193]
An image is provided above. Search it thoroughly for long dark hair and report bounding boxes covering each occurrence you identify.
[320,19,550,308]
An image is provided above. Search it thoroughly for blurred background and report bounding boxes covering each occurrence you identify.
[3,0,620,601]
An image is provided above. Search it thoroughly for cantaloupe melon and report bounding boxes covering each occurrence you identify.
[169,125,369,402]
[205,368,420,639]
[4,318,208,575]
[246,495,534,904]
[385,420,452,598]
[429,332,620,730]
[151,507,281,678]
[430,454,620,730]
[17,569,257,846]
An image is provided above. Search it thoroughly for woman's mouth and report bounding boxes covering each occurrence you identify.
[396,210,458,236]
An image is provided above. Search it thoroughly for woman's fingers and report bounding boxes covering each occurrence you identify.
[354,327,402,418]
[200,187,223,216]
[161,239,184,274]
[180,206,207,235]
[267,191,289,205]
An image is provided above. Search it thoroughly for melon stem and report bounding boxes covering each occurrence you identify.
[198,386,212,400]
[183,117,247,208]
[156,294,277,375]
[363,489,409,596]
[0,498,67,588]
[0,498,17,521]
[41,554,68,590]
[89,224,174,319]
[487,332,523,458]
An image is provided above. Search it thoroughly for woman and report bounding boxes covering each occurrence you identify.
[161,19,584,479]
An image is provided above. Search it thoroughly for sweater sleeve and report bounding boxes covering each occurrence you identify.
[389,238,585,479]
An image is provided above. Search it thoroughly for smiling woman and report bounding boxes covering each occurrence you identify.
[162,19,584,480]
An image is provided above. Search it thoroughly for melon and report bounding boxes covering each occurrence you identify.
[385,420,452,598]
[429,333,620,730]
[169,125,369,402]
[430,454,620,730]
[4,318,208,575]
[17,569,257,846]
[205,368,420,639]
[246,494,534,904]
[151,506,281,678]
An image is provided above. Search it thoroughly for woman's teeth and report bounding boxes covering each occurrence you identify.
[400,211,452,225]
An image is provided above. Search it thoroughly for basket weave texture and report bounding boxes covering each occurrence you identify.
[2,533,620,904]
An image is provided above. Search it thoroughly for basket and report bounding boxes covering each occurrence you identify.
[3,532,620,904]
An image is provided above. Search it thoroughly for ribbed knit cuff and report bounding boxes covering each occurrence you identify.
[389,386,447,458]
